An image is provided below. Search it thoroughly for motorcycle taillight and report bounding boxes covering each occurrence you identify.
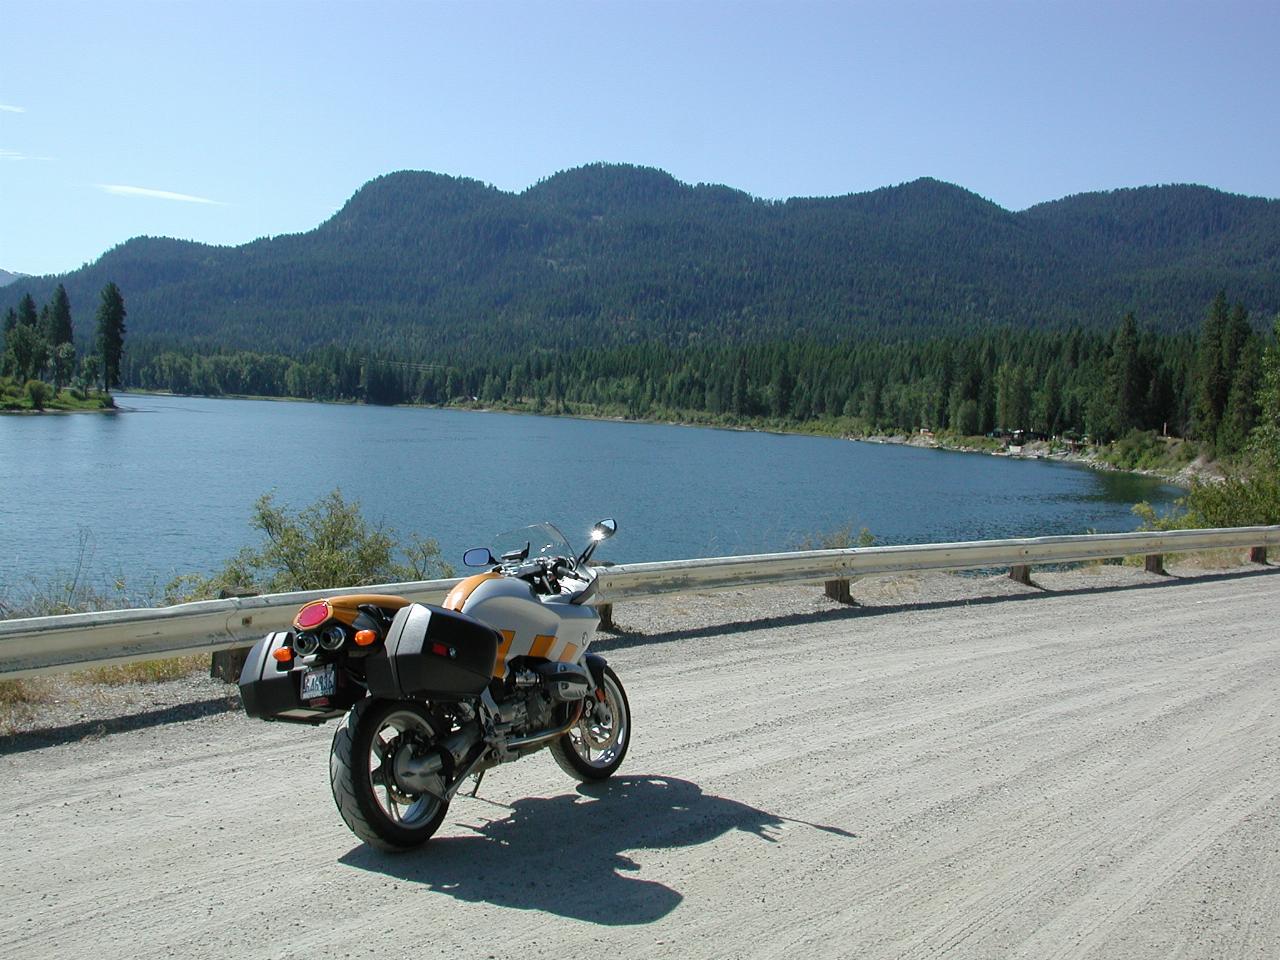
[295,600,332,631]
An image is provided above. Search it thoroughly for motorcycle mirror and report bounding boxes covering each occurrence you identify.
[590,518,617,542]
[462,547,496,568]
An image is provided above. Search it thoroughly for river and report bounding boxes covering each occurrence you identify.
[0,394,1182,595]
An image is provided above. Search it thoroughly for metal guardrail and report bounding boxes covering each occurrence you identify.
[1,525,1276,678]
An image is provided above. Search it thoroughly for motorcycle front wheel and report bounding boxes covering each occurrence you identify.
[550,665,631,781]
[330,697,449,852]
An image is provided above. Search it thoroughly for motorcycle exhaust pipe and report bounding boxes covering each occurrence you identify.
[395,705,584,793]
[394,723,483,791]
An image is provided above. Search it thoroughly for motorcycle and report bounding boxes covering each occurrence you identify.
[238,518,629,851]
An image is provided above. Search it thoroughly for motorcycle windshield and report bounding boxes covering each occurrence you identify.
[489,522,573,563]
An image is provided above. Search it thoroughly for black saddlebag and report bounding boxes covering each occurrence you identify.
[365,603,499,700]
[238,632,357,724]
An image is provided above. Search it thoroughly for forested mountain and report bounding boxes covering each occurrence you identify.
[0,269,28,288]
[8,165,1279,356]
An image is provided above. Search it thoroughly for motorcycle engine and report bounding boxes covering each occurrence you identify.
[502,671,556,734]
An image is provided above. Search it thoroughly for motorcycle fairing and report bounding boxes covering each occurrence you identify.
[458,575,597,679]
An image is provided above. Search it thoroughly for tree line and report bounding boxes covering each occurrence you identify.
[120,292,1275,458]
[1,282,127,403]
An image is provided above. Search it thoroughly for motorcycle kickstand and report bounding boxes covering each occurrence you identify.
[466,770,485,798]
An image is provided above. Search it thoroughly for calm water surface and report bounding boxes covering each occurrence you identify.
[0,394,1182,592]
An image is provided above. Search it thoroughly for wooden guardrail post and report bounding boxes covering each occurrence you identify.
[211,587,256,682]
[1009,565,1033,585]
[1250,546,1268,564]
[596,603,615,631]
[1145,554,1167,575]
[824,579,854,604]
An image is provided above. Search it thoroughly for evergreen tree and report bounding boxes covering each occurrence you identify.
[770,360,794,418]
[995,362,1031,431]
[16,292,38,329]
[1106,312,1144,437]
[1193,292,1229,442]
[1218,337,1261,454]
[95,282,127,391]
[731,355,749,416]
[1249,317,1280,463]
[45,284,73,347]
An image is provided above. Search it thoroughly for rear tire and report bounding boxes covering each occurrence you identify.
[330,697,449,852]
[550,665,631,781]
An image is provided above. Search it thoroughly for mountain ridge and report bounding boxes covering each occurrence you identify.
[8,164,1279,354]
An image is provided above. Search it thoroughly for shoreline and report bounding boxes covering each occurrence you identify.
[855,431,1208,488]
[0,404,118,416]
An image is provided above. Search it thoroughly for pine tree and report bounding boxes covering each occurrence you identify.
[16,292,38,329]
[46,285,73,348]
[1218,337,1261,455]
[731,355,749,416]
[1250,317,1280,464]
[1193,292,1229,442]
[1107,312,1144,437]
[95,282,127,391]
[770,360,794,418]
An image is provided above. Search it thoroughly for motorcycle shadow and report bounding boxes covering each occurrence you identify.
[339,775,837,925]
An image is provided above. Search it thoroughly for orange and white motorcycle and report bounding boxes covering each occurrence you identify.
[238,519,629,851]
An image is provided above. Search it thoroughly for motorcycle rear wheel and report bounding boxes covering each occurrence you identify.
[330,697,449,852]
[550,665,631,781]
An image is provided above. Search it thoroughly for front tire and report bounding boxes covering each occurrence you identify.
[330,697,449,852]
[550,665,631,781]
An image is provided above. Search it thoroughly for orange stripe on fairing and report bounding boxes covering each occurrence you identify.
[492,630,516,679]
[529,634,556,658]
[559,643,579,663]
[443,573,500,612]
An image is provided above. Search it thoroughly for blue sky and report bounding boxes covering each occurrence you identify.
[3,0,1277,277]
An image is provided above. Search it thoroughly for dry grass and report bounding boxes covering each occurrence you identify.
[1166,548,1257,570]
[0,654,207,708]
[0,677,59,706]
[1081,548,1258,571]
[83,654,208,686]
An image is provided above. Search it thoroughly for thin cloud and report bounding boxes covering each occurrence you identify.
[1,148,52,161]
[0,104,24,113]
[97,183,223,205]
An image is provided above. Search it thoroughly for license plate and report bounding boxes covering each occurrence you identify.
[299,664,336,700]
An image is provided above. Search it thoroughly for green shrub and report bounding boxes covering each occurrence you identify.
[167,488,454,600]
[796,523,875,550]
[1100,430,1197,473]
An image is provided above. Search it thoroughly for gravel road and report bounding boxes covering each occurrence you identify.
[3,565,1278,960]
